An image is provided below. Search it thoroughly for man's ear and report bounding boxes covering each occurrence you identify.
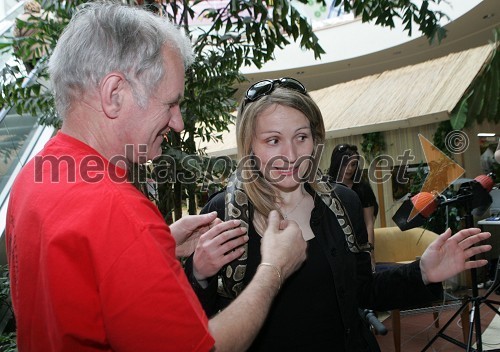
[100,72,127,119]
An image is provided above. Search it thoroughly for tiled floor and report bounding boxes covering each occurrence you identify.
[375,289,500,351]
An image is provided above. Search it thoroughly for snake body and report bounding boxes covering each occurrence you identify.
[219,172,371,299]
[218,171,249,298]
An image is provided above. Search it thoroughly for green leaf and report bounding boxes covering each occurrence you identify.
[487,60,499,118]
[469,78,486,117]
[450,96,469,130]
[0,0,455,222]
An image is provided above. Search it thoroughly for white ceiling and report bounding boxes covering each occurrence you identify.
[236,0,500,98]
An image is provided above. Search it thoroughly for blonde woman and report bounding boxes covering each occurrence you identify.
[185,78,491,351]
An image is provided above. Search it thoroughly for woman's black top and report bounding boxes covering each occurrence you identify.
[185,184,442,351]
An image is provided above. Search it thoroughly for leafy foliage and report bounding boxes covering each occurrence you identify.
[333,0,447,44]
[361,131,386,163]
[433,120,453,157]
[0,0,449,220]
[450,31,500,130]
[0,265,16,351]
[0,1,74,127]
[0,266,11,312]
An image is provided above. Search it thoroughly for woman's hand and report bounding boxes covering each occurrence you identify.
[420,228,491,284]
[193,220,249,281]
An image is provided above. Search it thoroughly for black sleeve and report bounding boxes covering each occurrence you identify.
[334,183,442,311]
[358,260,443,311]
[199,190,226,217]
[184,191,226,317]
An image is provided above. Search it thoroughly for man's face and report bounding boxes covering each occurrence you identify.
[124,47,185,163]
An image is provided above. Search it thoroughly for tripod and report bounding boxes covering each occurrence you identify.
[422,201,500,352]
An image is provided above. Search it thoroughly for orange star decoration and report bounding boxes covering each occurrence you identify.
[408,134,465,221]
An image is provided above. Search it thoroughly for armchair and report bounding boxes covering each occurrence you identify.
[374,227,469,352]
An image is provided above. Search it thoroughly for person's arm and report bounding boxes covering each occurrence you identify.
[363,207,375,245]
[358,227,492,311]
[208,210,306,352]
[340,184,438,311]
[419,227,492,284]
[363,206,376,269]
[183,193,234,315]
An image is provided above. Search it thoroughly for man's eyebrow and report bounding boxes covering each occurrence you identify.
[166,94,184,105]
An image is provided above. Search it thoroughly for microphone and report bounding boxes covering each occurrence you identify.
[473,173,495,192]
[410,191,438,218]
[459,173,494,217]
[392,174,495,231]
[359,309,388,335]
[392,192,439,231]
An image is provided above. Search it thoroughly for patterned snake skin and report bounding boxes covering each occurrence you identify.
[218,171,250,298]
[219,172,372,299]
[317,188,373,254]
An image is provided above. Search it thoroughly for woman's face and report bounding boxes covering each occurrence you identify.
[251,104,314,192]
[339,156,358,182]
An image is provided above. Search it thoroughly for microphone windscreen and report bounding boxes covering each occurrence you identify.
[411,192,438,218]
[474,174,494,192]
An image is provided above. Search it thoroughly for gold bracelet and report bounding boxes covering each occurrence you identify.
[258,262,282,290]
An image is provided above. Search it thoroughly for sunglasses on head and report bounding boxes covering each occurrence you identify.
[338,144,358,153]
[244,77,307,106]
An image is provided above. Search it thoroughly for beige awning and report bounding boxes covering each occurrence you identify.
[203,44,495,156]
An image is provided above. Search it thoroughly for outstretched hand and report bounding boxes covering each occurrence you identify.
[420,228,491,285]
[169,212,222,258]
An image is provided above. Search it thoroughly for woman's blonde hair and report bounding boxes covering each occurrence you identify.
[235,87,326,221]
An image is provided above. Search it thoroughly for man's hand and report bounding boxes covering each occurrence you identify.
[207,211,307,352]
[420,228,491,285]
[260,210,307,281]
[169,212,222,258]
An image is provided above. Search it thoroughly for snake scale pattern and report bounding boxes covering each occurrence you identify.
[219,172,371,299]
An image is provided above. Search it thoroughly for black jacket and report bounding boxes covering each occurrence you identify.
[185,184,442,351]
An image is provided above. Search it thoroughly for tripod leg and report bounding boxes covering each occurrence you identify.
[473,299,483,352]
[422,299,471,351]
[466,299,485,352]
[484,301,500,315]
[466,305,475,352]
[461,299,470,343]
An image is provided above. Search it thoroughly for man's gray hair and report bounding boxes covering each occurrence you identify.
[49,1,194,118]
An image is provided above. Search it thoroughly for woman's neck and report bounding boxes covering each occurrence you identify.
[278,185,305,206]
[277,185,307,219]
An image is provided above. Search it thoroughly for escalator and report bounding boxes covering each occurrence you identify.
[0,1,55,264]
